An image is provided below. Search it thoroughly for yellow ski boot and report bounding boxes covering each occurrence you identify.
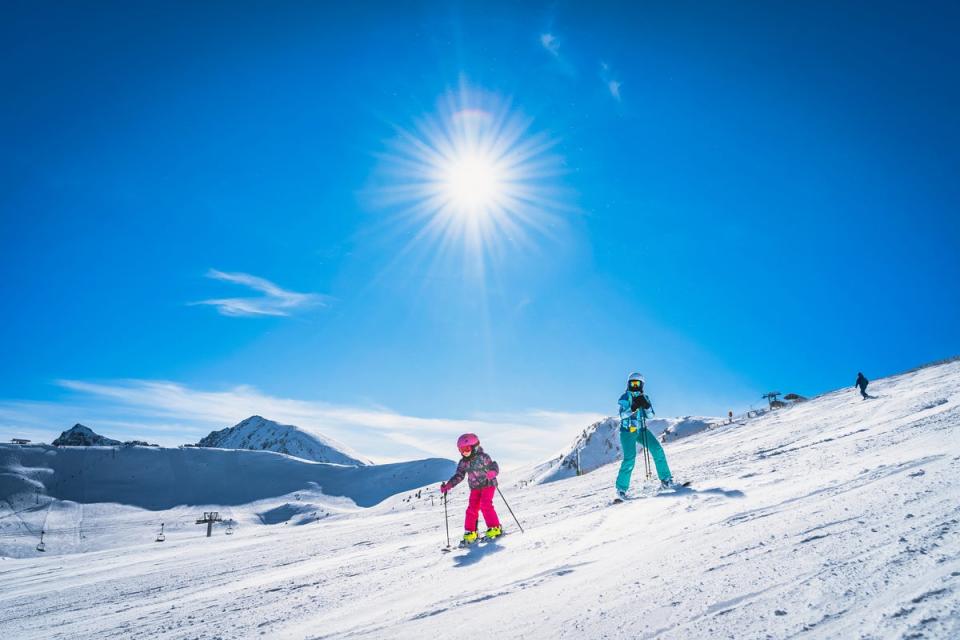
[484,526,503,540]
[460,530,479,547]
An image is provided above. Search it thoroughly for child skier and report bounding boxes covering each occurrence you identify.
[616,372,673,500]
[440,433,502,545]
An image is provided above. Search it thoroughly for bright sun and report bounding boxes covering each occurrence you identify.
[375,86,568,275]
[440,151,504,214]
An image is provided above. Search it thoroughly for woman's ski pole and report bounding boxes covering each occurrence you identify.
[496,486,525,534]
[641,427,652,481]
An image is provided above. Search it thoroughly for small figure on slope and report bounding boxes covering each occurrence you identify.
[616,372,673,500]
[855,372,869,399]
[440,433,502,545]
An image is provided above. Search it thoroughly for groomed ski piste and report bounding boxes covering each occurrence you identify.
[1,359,959,639]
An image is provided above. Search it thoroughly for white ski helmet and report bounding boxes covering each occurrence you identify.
[627,372,645,391]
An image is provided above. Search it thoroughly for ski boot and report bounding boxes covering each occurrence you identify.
[484,526,503,540]
[660,478,691,491]
[614,489,629,503]
[459,530,479,547]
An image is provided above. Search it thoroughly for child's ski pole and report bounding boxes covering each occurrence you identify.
[496,486,525,534]
[443,492,451,549]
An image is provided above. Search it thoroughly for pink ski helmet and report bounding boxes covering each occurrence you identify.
[457,433,479,455]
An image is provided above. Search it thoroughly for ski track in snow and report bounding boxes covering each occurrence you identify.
[1,361,959,638]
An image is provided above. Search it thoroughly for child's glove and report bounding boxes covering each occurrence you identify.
[440,482,450,494]
[486,470,498,480]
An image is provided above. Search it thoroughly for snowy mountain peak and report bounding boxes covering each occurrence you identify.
[52,424,121,447]
[518,414,720,485]
[196,415,372,466]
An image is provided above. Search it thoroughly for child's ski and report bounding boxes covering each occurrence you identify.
[441,532,504,552]
[478,532,506,544]
[440,540,478,553]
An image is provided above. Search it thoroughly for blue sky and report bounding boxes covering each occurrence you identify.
[2,1,958,465]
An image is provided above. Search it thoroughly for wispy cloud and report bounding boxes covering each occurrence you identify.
[608,80,622,101]
[191,269,328,317]
[540,32,561,58]
[601,62,623,102]
[0,380,605,469]
[539,30,576,77]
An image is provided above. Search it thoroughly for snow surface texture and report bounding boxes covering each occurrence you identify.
[196,415,372,466]
[2,360,959,638]
[517,415,718,485]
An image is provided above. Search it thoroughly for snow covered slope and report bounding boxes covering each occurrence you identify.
[196,415,371,465]
[1,359,958,639]
[518,414,719,485]
[517,416,620,485]
[0,444,454,556]
[658,415,719,441]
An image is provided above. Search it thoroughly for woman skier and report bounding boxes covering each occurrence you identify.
[440,433,502,545]
[616,372,673,500]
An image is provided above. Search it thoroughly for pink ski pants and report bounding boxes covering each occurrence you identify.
[464,485,500,531]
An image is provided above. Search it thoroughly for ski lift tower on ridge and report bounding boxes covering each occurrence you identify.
[762,391,784,410]
[196,512,222,538]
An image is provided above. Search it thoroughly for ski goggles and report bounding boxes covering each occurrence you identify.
[459,446,473,455]
[628,380,643,390]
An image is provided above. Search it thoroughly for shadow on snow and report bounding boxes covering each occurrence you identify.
[452,543,506,567]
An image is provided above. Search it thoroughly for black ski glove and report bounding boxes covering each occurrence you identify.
[631,394,651,411]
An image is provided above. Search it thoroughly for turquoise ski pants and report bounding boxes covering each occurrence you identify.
[616,428,672,491]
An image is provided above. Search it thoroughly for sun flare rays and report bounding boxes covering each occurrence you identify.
[373,87,570,278]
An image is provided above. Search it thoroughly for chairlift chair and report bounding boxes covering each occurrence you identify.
[37,531,46,552]
[155,522,166,543]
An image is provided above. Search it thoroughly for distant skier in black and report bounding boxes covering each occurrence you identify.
[855,372,869,399]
